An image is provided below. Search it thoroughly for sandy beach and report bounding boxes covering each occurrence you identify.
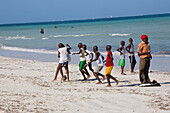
[0,56,170,113]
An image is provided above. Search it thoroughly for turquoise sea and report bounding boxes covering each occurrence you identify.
[0,13,170,72]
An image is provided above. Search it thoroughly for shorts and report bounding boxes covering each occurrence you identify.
[105,66,113,75]
[94,66,103,73]
[59,61,68,66]
[119,59,125,67]
[129,55,136,64]
[79,60,86,70]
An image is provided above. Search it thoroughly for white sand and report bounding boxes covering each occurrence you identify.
[0,56,169,113]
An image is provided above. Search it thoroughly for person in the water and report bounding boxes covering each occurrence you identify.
[40,28,44,34]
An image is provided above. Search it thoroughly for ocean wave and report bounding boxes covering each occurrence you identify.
[52,34,97,38]
[42,38,49,40]
[0,46,57,54]
[5,36,34,40]
[109,33,129,36]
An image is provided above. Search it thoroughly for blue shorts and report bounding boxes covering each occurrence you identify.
[59,61,68,66]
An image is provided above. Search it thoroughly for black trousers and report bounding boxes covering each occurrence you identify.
[139,57,151,83]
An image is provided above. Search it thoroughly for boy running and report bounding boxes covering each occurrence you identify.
[52,43,71,82]
[117,41,126,75]
[125,38,136,73]
[72,43,91,80]
[89,46,105,84]
[104,45,119,87]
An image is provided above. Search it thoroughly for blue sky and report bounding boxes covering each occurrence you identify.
[0,0,170,24]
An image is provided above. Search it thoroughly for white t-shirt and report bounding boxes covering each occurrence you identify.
[97,54,104,66]
[120,46,125,59]
[80,48,86,61]
[128,44,135,56]
[85,50,92,62]
[58,47,68,63]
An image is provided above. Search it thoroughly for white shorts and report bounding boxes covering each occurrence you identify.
[94,66,103,73]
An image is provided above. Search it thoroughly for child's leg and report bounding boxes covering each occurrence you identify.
[110,75,119,86]
[131,62,133,72]
[98,73,106,81]
[60,68,65,81]
[80,69,87,80]
[64,64,69,82]
[106,75,111,87]
[53,64,62,81]
[84,68,91,79]
[93,72,102,84]
[121,66,126,75]
[131,56,136,73]
[88,63,94,72]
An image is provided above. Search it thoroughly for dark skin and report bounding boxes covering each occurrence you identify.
[89,46,105,84]
[72,43,90,80]
[138,37,152,59]
[117,41,126,75]
[105,45,119,87]
[125,38,133,54]
[52,43,71,82]
[125,38,136,73]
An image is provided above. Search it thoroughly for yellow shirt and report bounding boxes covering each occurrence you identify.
[138,41,151,58]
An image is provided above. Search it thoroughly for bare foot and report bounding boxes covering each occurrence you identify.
[131,72,136,73]
[103,75,106,81]
[67,79,69,82]
[116,80,119,86]
[96,82,102,84]
[61,76,66,82]
[52,79,56,82]
[87,76,91,80]
[106,85,111,87]
[81,78,87,81]
[121,73,126,75]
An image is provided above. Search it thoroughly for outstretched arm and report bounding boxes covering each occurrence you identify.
[72,49,82,55]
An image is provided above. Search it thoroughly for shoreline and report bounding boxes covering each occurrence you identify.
[0,49,170,73]
[0,56,170,112]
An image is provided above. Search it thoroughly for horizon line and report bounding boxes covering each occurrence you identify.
[0,12,170,27]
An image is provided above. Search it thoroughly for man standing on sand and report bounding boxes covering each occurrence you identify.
[138,34,152,84]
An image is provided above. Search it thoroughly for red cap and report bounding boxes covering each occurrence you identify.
[141,34,147,40]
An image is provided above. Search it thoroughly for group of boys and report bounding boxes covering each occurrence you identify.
[52,34,152,86]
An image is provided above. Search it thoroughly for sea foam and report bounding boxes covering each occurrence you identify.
[109,33,129,36]
[1,46,57,54]
[5,36,34,40]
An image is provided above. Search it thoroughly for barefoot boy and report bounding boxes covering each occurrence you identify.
[104,45,119,87]
[52,43,71,82]
[89,46,105,84]
[72,43,91,80]
[125,38,136,73]
[117,41,126,75]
